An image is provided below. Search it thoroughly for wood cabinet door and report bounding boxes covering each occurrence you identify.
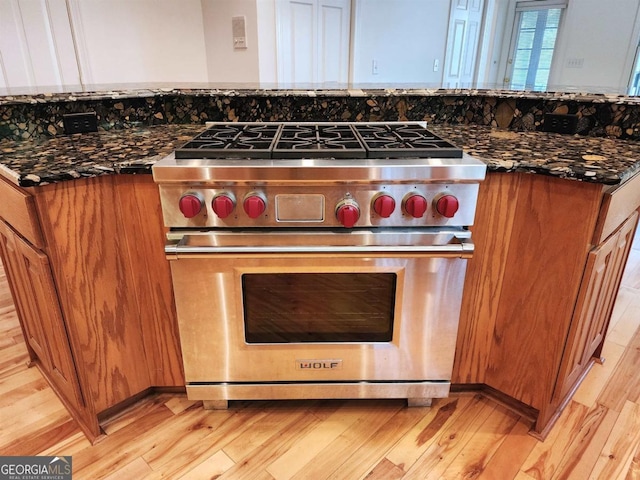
[13,233,85,409]
[0,220,51,368]
[1,219,85,410]
[554,211,639,402]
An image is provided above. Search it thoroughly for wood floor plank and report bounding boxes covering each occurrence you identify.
[599,329,640,412]
[215,403,327,480]
[439,404,521,479]
[552,405,619,480]
[144,402,318,480]
[128,405,224,468]
[607,286,637,334]
[0,375,49,410]
[0,418,79,456]
[222,401,322,463]
[266,400,379,480]
[590,401,640,480]
[382,396,471,472]
[100,457,153,480]
[101,392,178,435]
[323,404,436,480]
[163,394,200,415]
[0,365,44,397]
[70,402,177,479]
[39,430,93,457]
[399,398,498,480]
[0,341,29,372]
[625,438,640,480]
[176,450,235,480]
[514,471,537,480]
[607,294,640,348]
[288,400,404,480]
[361,458,405,480]
[142,403,270,471]
[621,248,640,290]
[0,360,31,382]
[477,418,538,480]
[521,400,590,479]
[1,386,71,440]
[573,340,625,408]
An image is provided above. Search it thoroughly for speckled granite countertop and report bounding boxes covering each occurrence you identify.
[0,124,203,186]
[430,125,640,185]
[1,123,639,187]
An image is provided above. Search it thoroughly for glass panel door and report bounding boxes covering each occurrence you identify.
[242,273,396,343]
[629,42,640,95]
[507,4,564,90]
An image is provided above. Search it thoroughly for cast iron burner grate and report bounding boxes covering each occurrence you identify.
[174,122,463,160]
[175,123,280,159]
[272,124,367,158]
[353,124,463,158]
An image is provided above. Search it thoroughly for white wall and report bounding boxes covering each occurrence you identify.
[68,0,208,85]
[351,0,450,85]
[547,0,640,91]
[201,0,266,85]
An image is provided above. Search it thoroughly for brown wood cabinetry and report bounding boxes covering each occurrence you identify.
[553,212,638,404]
[453,171,640,438]
[0,174,183,442]
[0,220,85,411]
[1,164,638,443]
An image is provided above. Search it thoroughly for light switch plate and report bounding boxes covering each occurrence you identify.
[232,16,247,49]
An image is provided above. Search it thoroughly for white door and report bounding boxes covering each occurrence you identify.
[276,0,351,86]
[503,1,566,90]
[0,0,80,92]
[443,0,485,88]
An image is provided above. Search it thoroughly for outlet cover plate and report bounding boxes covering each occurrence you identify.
[543,113,578,134]
[63,112,98,134]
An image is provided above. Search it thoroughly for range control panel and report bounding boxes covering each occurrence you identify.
[159,183,480,229]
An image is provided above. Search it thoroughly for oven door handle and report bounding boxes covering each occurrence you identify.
[166,233,474,256]
[167,243,473,255]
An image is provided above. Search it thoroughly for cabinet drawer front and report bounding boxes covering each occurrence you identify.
[594,171,640,244]
[0,177,43,248]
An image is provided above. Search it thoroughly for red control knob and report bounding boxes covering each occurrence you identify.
[336,204,360,228]
[212,194,235,219]
[435,194,459,218]
[178,193,204,218]
[243,194,266,218]
[404,194,428,218]
[372,194,396,218]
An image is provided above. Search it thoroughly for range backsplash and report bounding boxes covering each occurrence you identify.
[2,89,639,142]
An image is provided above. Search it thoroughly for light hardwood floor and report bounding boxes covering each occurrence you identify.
[1,228,639,480]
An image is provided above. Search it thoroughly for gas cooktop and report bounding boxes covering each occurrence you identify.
[174,122,463,160]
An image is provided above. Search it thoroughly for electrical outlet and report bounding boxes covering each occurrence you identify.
[433,59,439,72]
[372,59,379,75]
[63,112,98,134]
[543,113,578,134]
[566,57,584,69]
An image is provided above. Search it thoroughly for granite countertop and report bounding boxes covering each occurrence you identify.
[1,123,639,187]
[0,124,203,186]
[4,85,640,105]
[430,125,640,185]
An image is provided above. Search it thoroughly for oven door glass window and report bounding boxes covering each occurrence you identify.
[242,273,396,343]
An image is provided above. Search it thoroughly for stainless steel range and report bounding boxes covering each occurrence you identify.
[152,122,486,409]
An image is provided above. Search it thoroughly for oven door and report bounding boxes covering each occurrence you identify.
[166,228,472,396]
